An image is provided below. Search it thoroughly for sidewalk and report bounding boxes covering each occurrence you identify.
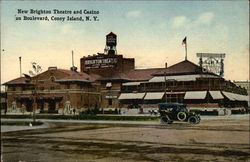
[1,122,50,133]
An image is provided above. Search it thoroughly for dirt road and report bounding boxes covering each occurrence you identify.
[1,119,250,162]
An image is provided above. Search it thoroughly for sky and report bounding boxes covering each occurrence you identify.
[1,0,249,88]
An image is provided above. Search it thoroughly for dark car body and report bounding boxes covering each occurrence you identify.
[158,103,200,124]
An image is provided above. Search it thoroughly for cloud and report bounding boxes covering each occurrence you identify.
[126,10,141,18]
[196,12,214,25]
[170,12,214,29]
[170,16,190,28]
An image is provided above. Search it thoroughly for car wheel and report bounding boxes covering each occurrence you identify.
[177,112,187,121]
[188,116,199,124]
[160,116,173,124]
[196,116,201,124]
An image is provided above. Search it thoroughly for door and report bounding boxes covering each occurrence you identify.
[48,100,56,113]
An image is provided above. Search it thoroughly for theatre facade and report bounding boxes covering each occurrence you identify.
[3,32,249,114]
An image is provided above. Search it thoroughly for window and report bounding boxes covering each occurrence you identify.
[39,80,44,84]
[49,76,56,82]
[108,99,112,106]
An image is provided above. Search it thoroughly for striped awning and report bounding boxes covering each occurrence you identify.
[122,82,141,86]
[144,92,165,100]
[209,91,224,100]
[184,91,207,100]
[118,93,146,100]
[222,91,236,101]
[222,91,249,101]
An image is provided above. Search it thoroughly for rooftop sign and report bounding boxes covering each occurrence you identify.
[84,57,118,69]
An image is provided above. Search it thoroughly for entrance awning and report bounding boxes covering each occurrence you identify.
[118,93,145,100]
[144,92,165,100]
[209,91,224,100]
[184,91,207,100]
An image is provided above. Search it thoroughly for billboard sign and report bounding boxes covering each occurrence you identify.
[84,57,118,69]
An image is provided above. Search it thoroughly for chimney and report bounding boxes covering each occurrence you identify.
[165,62,168,68]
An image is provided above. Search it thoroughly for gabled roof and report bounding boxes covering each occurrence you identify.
[4,68,102,85]
[3,77,32,85]
[55,69,101,82]
[153,60,207,76]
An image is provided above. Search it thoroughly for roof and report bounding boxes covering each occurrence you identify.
[53,69,101,83]
[97,73,131,81]
[154,60,214,76]
[4,68,102,85]
[107,32,117,36]
[149,74,220,83]
[3,77,32,85]
[125,68,165,81]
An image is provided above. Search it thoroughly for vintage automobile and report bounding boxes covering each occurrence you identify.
[158,103,200,124]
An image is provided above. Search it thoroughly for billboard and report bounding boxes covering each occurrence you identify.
[84,57,118,69]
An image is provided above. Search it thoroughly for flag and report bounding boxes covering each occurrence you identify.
[182,37,187,45]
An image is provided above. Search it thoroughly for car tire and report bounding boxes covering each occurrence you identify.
[188,116,199,124]
[177,112,187,121]
[160,116,173,124]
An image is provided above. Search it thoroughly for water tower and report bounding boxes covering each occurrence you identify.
[104,32,117,55]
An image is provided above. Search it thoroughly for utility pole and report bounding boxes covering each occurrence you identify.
[72,50,74,67]
[164,71,167,102]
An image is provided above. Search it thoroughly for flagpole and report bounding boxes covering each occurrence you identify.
[185,37,187,60]
[19,56,22,77]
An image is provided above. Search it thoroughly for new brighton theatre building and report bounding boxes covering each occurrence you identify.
[3,32,249,114]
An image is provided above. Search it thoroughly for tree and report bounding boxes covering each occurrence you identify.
[29,62,42,122]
